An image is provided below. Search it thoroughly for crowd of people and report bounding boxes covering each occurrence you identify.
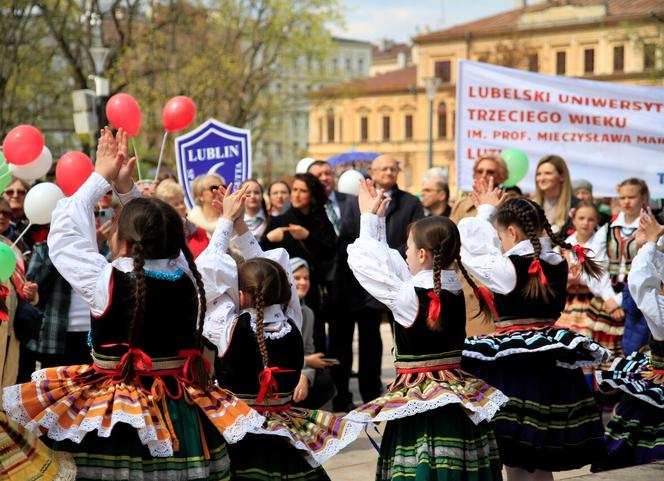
[0,129,662,481]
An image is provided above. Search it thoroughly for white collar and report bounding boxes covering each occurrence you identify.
[565,231,595,247]
[413,269,462,291]
[504,237,554,257]
[241,304,288,326]
[112,257,182,273]
[328,191,338,204]
[611,211,640,229]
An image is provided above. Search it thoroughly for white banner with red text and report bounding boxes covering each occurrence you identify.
[455,60,664,197]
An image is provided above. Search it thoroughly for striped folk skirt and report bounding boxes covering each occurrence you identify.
[595,341,664,469]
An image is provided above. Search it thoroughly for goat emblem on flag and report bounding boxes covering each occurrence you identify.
[175,118,252,208]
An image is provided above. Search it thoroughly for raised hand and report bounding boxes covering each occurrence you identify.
[637,207,664,246]
[222,183,248,222]
[469,176,506,208]
[114,129,136,194]
[358,179,387,215]
[95,127,122,182]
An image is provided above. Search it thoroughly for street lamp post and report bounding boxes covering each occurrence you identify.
[88,12,110,132]
[423,76,441,170]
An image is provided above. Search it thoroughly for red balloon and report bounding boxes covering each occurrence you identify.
[2,125,45,165]
[56,151,94,196]
[163,96,197,132]
[106,93,141,136]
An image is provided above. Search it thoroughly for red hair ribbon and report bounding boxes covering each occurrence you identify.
[528,259,548,286]
[0,285,9,323]
[427,291,441,326]
[473,286,499,320]
[256,366,295,403]
[572,244,593,264]
[101,343,153,377]
[179,349,211,383]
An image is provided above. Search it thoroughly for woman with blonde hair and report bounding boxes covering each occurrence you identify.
[533,155,573,234]
[187,173,225,237]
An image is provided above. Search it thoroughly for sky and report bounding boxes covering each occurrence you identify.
[331,0,539,44]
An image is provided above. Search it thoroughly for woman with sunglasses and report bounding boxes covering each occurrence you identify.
[187,173,225,237]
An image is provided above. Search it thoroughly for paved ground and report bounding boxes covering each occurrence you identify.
[322,322,593,480]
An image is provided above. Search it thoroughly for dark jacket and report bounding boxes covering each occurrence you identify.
[384,187,425,255]
[260,206,336,313]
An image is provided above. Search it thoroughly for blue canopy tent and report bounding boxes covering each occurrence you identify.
[327,151,381,166]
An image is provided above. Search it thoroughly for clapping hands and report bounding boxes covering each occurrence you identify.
[469,176,506,208]
[358,179,390,216]
[94,127,136,193]
[635,207,664,247]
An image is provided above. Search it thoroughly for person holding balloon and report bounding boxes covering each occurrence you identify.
[4,127,264,480]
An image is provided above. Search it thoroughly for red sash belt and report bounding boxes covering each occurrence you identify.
[396,363,460,374]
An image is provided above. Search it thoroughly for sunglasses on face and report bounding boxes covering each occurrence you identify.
[0,210,11,217]
[473,169,496,176]
[208,185,222,193]
[4,189,27,197]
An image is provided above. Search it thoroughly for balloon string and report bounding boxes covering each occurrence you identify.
[132,138,142,181]
[11,223,32,248]
[154,131,168,182]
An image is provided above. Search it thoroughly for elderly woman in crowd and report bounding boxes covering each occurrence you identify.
[155,181,209,258]
[450,154,508,223]
[261,173,336,352]
[533,154,575,234]
[186,173,225,236]
[267,180,291,216]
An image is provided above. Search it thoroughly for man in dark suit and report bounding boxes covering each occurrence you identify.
[308,160,363,411]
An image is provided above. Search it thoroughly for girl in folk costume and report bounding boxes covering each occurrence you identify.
[458,179,609,481]
[344,180,508,481]
[3,129,263,481]
[589,178,652,356]
[594,209,664,469]
[197,184,361,481]
[555,201,622,387]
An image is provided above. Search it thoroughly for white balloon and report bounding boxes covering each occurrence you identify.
[24,182,64,225]
[9,146,53,181]
[337,169,365,196]
[295,157,315,174]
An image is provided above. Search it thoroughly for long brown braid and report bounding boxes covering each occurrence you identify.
[456,255,497,322]
[182,245,211,388]
[114,197,190,384]
[238,258,291,370]
[536,203,604,280]
[120,241,147,381]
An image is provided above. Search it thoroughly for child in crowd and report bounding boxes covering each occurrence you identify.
[590,178,652,356]
[594,208,664,469]
[290,257,337,409]
[197,184,360,480]
[459,179,609,481]
[344,179,507,481]
[3,128,263,481]
[555,201,622,386]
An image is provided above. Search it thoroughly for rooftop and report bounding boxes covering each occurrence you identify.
[413,0,664,43]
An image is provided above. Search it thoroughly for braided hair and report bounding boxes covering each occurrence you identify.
[409,217,496,330]
[494,198,603,302]
[115,197,211,385]
[238,258,292,369]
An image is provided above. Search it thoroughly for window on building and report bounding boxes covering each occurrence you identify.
[437,102,447,139]
[452,110,456,138]
[584,48,595,74]
[404,114,413,140]
[556,51,566,75]
[318,118,323,143]
[339,118,343,142]
[382,116,390,141]
[326,111,335,143]
[360,116,368,141]
[613,45,625,72]
[345,57,352,73]
[644,43,656,70]
[358,57,364,73]
[332,58,338,71]
[434,60,451,83]
[527,53,539,72]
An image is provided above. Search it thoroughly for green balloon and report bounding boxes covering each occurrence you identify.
[0,243,16,282]
[501,148,529,187]
[0,160,10,194]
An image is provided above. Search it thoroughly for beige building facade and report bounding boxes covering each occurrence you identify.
[308,0,664,194]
